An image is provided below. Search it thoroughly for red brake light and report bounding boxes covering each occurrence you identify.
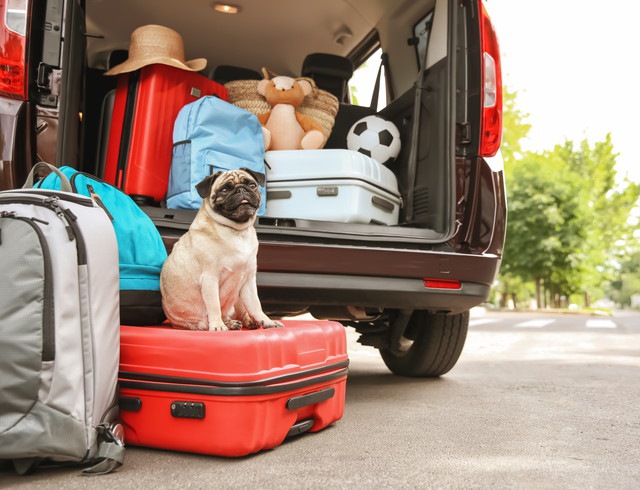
[479,1,503,157]
[0,0,29,99]
[423,278,462,290]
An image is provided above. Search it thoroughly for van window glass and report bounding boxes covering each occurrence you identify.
[413,11,434,69]
[348,47,387,111]
[5,1,28,35]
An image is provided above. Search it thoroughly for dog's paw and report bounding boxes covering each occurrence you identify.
[241,315,284,329]
[225,319,243,330]
[208,324,229,331]
[263,320,284,329]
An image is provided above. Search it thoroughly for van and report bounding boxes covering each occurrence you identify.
[0,0,506,377]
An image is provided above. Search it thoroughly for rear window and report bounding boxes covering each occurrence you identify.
[413,11,434,69]
[348,47,387,111]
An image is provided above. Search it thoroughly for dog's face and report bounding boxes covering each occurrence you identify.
[196,168,265,223]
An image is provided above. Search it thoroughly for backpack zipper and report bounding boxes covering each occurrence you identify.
[32,168,118,222]
[6,188,94,207]
[68,171,118,222]
[0,212,56,361]
[0,194,88,265]
[85,184,114,221]
[43,196,89,265]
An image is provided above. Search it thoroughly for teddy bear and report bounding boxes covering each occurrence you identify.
[257,75,325,151]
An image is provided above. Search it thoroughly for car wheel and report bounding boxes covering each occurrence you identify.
[379,310,469,377]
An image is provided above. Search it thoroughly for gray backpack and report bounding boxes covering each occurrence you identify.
[0,163,124,475]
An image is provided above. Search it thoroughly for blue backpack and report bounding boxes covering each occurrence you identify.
[167,95,267,213]
[36,166,168,326]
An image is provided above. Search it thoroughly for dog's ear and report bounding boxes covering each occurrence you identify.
[196,172,223,199]
[240,168,266,187]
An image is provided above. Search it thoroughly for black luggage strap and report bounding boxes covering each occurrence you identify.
[116,71,140,188]
[370,52,394,111]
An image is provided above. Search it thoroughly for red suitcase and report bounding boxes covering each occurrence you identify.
[118,320,348,457]
[103,64,228,205]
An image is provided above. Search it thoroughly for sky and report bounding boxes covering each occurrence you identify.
[487,0,640,183]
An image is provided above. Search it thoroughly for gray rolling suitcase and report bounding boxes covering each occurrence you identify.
[0,163,124,475]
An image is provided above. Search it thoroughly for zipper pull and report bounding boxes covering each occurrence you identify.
[61,209,77,240]
[86,184,114,221]
[0,211,16,245]
[44,195,59,205]
[44,195,75,240]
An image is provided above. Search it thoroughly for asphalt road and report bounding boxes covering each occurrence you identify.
[2,309,639,489]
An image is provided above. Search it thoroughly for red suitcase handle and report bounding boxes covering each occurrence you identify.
[286,387,335,410]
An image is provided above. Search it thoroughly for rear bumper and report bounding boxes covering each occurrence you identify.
[257,271,491,315]
[146,207,501,315]
[257,240,501,285]
[256,240,500,314]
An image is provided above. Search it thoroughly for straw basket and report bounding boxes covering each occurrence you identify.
[224,79,339,145]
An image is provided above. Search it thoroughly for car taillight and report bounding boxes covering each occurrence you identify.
[0,0,29,99]
[423,278,462,290]
[479,1,502,157]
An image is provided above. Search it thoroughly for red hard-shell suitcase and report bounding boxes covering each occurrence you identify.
[118,320,348,457]
[103,64,228,205]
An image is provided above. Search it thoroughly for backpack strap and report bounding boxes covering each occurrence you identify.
[81,424,125,476]
[10,427,124,477]
[22,162,73,192]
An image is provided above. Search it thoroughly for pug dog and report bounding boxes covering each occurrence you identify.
[160,168,283,331]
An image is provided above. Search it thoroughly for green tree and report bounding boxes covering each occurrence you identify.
[500,87,531,168]
[501,151,590,307]
[494,87,534,306]
[496,89,640,309]
[503,136,640,307]
[610,247,640,307]
[556,136,640,304]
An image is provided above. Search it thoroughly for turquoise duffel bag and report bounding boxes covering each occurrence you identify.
[35,165,168,326]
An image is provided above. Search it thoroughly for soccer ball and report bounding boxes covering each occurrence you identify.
[346,115,401,166]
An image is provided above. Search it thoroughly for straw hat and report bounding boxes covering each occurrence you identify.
[105,25,207,76]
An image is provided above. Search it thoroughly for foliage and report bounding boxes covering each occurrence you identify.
[500,88,531,167]
[609,248,640,307]
[501,150,591,304]
[496,88,640,308]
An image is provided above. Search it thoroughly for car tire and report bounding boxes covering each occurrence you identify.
[379,310,469,377]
